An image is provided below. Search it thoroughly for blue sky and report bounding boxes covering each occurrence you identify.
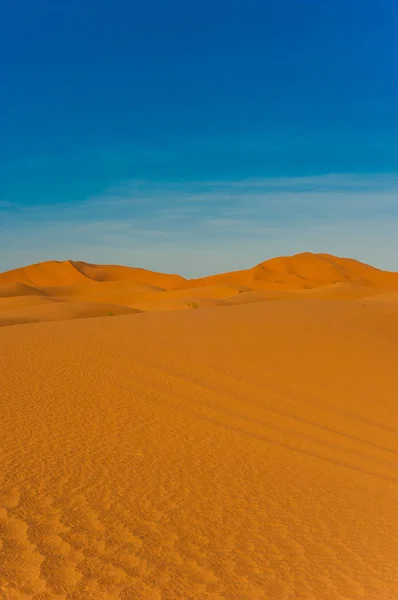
[1,0,397,276]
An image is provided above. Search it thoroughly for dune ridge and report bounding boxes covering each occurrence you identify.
[0,260,185,289]
[1,252,398,327]
[177,252,398,290]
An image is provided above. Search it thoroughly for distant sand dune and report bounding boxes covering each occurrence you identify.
[251,252,398,286]
[1,252,397,327]
[0,260,92,287]
[70,260,186,289]
[0,300,140,327]
[0,260,185,289]
[179,252,398,291]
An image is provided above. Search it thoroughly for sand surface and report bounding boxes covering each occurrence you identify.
[0,253,397,599]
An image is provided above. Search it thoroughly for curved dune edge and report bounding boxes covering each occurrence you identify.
[0,301,141,327]
[0,299,397,598]
[0,259,185,289]
[0,252,398,327]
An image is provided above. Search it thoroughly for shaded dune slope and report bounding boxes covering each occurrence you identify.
[0,282,44,298]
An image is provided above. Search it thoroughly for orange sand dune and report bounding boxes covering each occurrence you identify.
[0,261,187,325]
[179,252,398,291]
[219,283,387,308]
[71,261,185,290]
[251,251,398,287]
[0,295,55,313]
[0,300,140,327]
[1,252,398,326]
[0,260,92,287]
[0,299,397,599]
[41,281,164,296]
[0,260,185,290]
[361,290,398,303]
[40,281,164,304]
[0,282,42,298]
[39,282,248,313]
[177,268,258,290]
[125,284,246,312]
[289,281,389,299]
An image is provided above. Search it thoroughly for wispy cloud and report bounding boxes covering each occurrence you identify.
[1,173,397,276]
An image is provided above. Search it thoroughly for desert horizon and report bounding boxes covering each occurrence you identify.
[1,251,398,328]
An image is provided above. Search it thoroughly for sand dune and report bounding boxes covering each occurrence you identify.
[0,282,43,298]
[0,301,140,328]
[219,283,388,307]
[0,260,185,290]
[0,260,92,287]
[251,252,398,287]
[1,253,398,327]
[70,261,185,290]
[124,284,246,312]
[0,261,185,326]
[178,252,398,291]
[39,281,165,309]
[0,298,397,599]
[361,290,398,303]
[0,295,55,313]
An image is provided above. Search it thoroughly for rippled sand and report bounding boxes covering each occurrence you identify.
[1,292,397,598]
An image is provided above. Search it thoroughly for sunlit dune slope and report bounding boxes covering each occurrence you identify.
[0,260,92,287]
[39,281,164,305]
[0,260,185,290]
[0,300,397,599]
[71,261,186,290]
[251,252,398,287]
[179,252,398,290]
[0,260,186,325]
[41,280,164,296]
[219,282,391,307]
[123,284,247,312]
[1,253,398,326]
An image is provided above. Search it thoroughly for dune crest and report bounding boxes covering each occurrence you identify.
[0,260,185,289]
[0,260,91,287]
[70,260,186,289]
[253,252,398,287]
[178,252,398,290]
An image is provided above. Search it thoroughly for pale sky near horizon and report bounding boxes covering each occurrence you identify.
[1,1,397,277]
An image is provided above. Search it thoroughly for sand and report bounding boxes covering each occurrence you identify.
[0,253,397,599]
[1,253,398,326]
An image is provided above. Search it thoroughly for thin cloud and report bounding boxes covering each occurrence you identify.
[1,172,397,276]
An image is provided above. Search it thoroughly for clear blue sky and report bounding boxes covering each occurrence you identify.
[1,0,397,276]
